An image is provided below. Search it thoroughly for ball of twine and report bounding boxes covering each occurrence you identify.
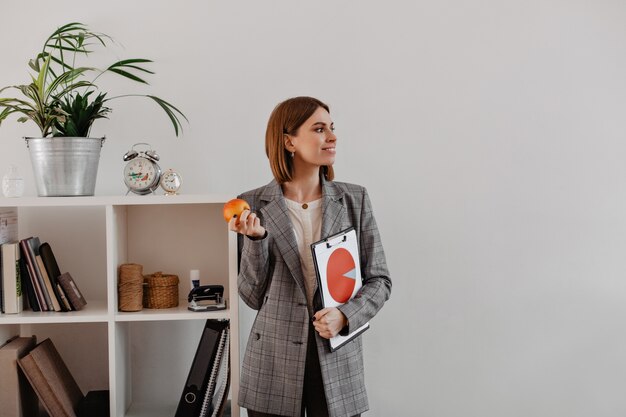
[118,263,144,312]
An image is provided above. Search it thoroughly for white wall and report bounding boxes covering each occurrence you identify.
[2,1,626,416]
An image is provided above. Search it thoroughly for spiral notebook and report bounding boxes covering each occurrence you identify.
[199,328,230,417]
[311,227,369,352]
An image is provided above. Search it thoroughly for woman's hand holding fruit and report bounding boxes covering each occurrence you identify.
[224,198,266,239]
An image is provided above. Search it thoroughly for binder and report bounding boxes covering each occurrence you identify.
[175,320,229,417]
[311,227,370,352]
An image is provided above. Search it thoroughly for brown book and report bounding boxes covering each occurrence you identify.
[57,273,87,311]
[0,336,38,417]
[17,339,83,417]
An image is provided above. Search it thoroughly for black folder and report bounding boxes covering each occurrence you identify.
[175,319,229,417]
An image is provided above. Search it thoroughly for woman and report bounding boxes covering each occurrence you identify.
[229,96,391,417]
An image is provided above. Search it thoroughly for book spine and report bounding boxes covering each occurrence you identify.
[26,238,53,310]
[56,283,72,311]
[36,257,61,312]
[19,257,41,311]
[0,208,18,315]
[1,243,23,314]
[19,240,48,311]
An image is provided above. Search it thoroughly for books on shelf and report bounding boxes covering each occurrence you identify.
[0,336,38,417]
[1,242,23,314]
[20,238,48,311]
[25,237,55,311]
[0,208,18,314]
[175,319,230,417]
[17,338,109,417]
[10,237,87,314]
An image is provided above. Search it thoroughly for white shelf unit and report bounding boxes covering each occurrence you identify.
[0,195,240,417]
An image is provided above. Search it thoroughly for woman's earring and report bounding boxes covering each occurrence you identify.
[291,152,295,158]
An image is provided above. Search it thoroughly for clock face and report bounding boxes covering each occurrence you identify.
[124,157,160,191]
[161,171,182,193]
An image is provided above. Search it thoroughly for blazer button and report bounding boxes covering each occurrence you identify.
[255,333,261,340]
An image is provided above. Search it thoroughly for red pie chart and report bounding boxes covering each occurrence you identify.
[326,248,357,303]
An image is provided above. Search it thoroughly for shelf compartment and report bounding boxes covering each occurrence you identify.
[24,322,109,394]
[110,203,230,311]
[112,320,218,417]
[18,205,107,305]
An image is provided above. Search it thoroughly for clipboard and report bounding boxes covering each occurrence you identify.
[311,227,369,352]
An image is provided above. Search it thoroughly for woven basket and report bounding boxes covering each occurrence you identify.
[143,272,179,309]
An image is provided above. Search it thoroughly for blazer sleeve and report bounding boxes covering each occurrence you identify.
[237,234,271,310]
[236,192,272,310]
[337,187,392,332]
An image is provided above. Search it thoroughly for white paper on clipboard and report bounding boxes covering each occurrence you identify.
[311,227,369,352]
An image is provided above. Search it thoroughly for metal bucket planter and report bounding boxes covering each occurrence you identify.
[25,137,106,197]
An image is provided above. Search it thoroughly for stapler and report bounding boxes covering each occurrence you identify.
[187,285,227,311]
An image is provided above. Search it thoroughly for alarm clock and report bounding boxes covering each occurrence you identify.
[160,169,182,195]
[122,143,162,195]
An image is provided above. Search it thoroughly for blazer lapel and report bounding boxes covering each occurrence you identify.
[321,177,346,239]
[258,180,307,297]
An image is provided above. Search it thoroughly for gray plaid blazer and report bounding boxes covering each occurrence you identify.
[237,178,392,417]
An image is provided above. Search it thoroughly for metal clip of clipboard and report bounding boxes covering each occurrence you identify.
[325,234,347,248]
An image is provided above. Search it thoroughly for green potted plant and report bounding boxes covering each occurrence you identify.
[0,22,187,196]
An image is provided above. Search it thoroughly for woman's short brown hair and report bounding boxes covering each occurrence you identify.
[265,96,335,183]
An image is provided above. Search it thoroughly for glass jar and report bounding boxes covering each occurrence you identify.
[2,165,25,198]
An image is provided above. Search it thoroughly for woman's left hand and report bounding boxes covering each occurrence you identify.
[313,308,348,339]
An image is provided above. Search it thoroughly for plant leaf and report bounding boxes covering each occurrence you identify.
[107,68,150,84]
[147,95,188,137]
